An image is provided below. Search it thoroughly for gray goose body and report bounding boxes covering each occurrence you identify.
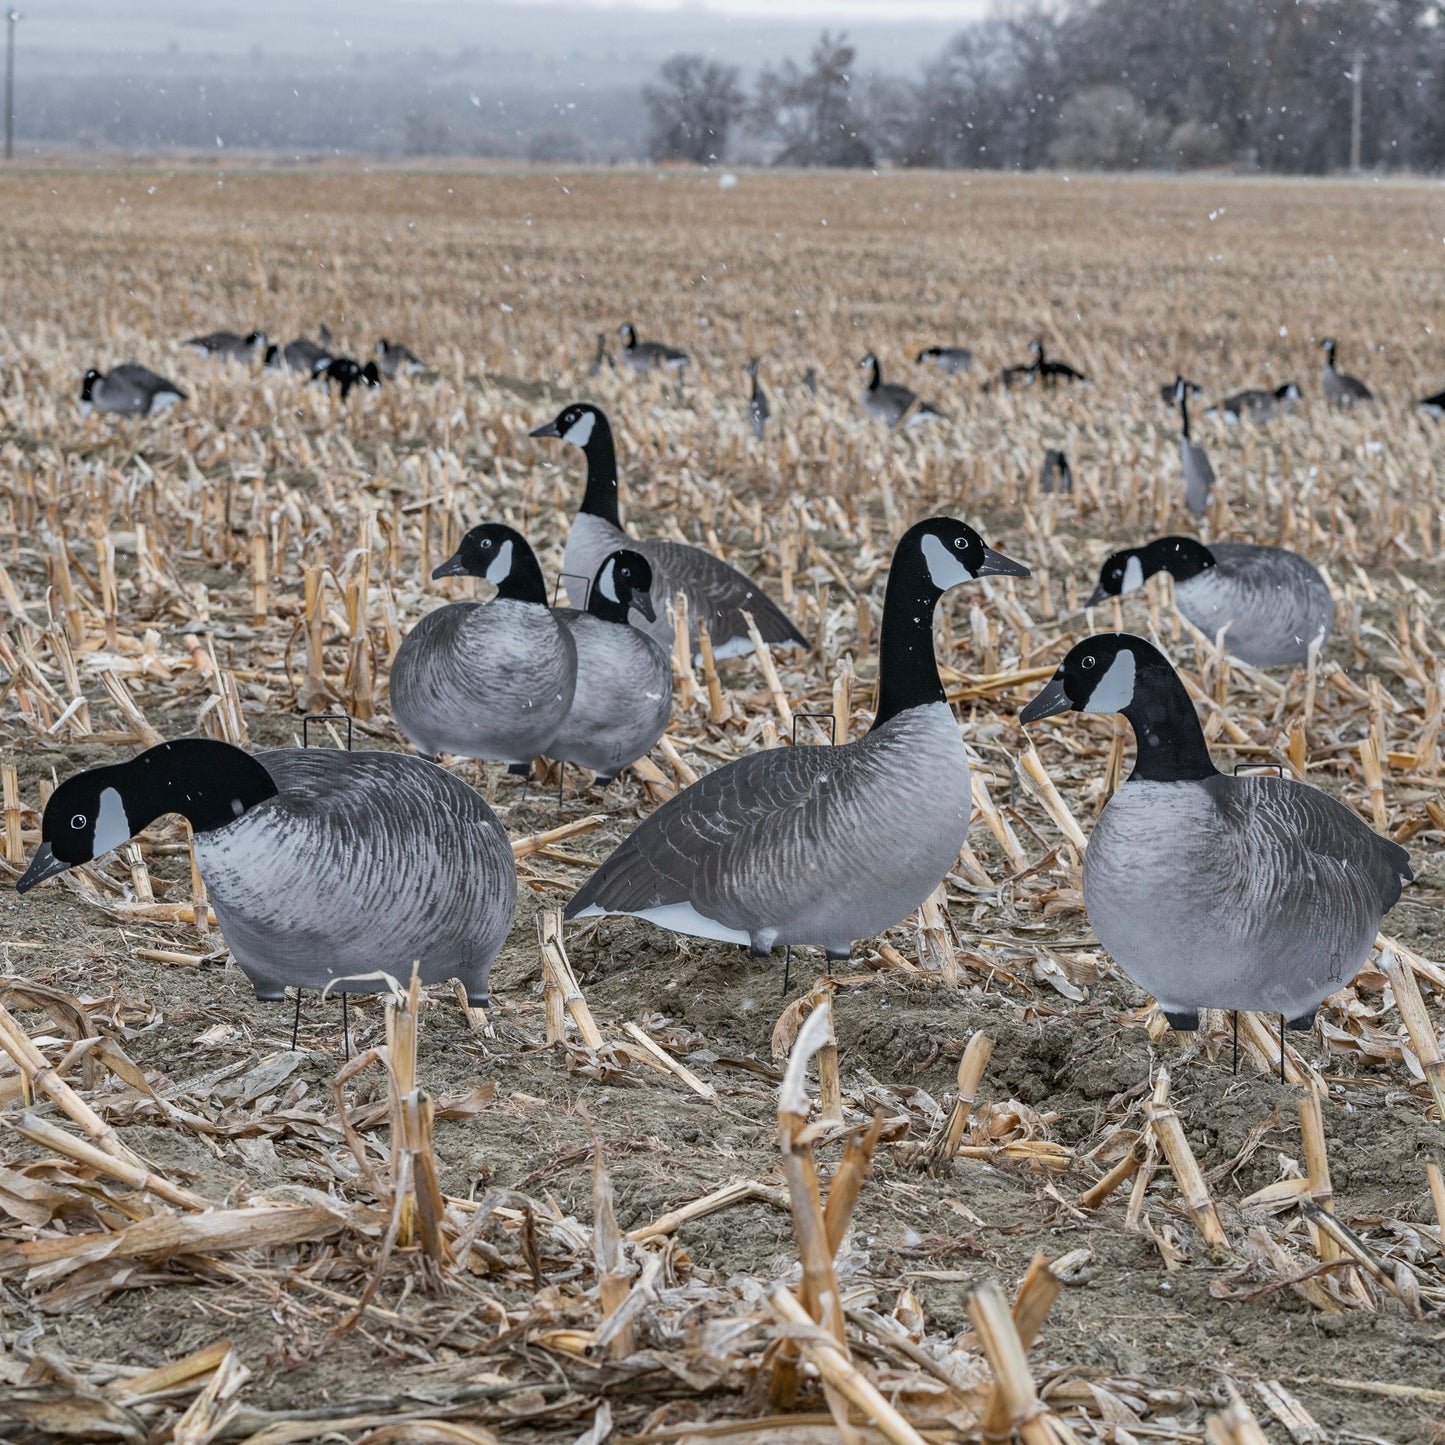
[1171,378,1214,515]
[916,345,973,375]
[860,353,940,428]
[187,329,266,362]
[81,364,187,416]
[375,339,424,377]
[747,359,770,440]
[1320,339,1372,406]
[619,324,688,374]
[1213,382,1300,423]
[266,338,332,375]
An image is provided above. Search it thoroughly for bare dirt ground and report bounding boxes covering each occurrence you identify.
[0,167,1443,1444]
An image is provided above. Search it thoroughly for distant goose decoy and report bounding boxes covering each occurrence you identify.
[1416,387,1445,418]
[1021,635,1411,1033]
[530,403,807,661]
[567,518,1030,964]
[1039,449,1073,495]
[1027,338,1087,387]
[186,329,267,362]
[375,338,424,378]
[1159,378,1202,405]
[80,364,187,417]
[17,739,515,1006]
[801,366,818,396]
[1173,375,1215,516]
[618,323,689,375]
[1208,381,1301,424]
[916,344,973,375]
[391,523,577,773]
[264,338,333,376]
[590,332,615,377]
[747,357,771,440]
[1320,338,1373,406]
[1088,536,1333,668]
[319,357,382,399]
[859,353,943,428]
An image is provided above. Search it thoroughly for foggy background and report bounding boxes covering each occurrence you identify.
[6,0,1443,173]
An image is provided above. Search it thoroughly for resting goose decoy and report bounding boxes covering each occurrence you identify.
[264,338,333,376]
[391,523,577,773]
[1208,381,1302,424]
[747,358,771,440]
[16,739,515,1006]
[318,357,382,399]
[1174,375,1215,516]
[1159,378,1202,405]
[186,329,267,362]
[1087,536,1332,668]
[375,338,424,378]
[618,323,689,375]
[1416,387,1445,418]
[80,365,187,417]
[1320,338,1373,406]
[1028,338,1087,386]
[1021,635,1411,1031]
[567,517,1030,963]
[859,353,943,428]
[530,403,807,661]
[551,550,673,785]
[916,344,973,375]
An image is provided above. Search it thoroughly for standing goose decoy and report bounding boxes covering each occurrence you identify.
[391,523,577,774]
[375,338,424,378]
[1208,381,1302,424]
[916,344,973,375]
[318,357,382,399]
[1039,449,1073,495]
[1415,387,1445,419]
[1159,378,1202,405]
[186,329,267,362]
[1320,338,1373,406]
[530,403,807,661]
[264,338,333,376]
[618,323,689,376]
[80,365,187,417]
[1174,375,1215,516]
[859,353,943,428]
[567,518,1030,965]
[550,550,673,785]
[1021,635,1411,1034]
[747,357,771,440]
[1028,338,1087,387]
[1087,536,1333,668]
[16,739,515,1007]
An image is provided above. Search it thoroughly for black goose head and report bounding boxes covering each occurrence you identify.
[80,369,101,402]
[17,739,279,894]
[245,330,266,348]
[432,522,548,604]
[1320,337,1338,366]
[530,401,607,450]
[859,353,880,388]
[619,323,638,348]
[1275,381,1302,401]
[1028,338,1044,359]
[916,346,939,363]
[262,343,280,368]
[588,548,656,626]
[530,403,620,525]
[1087,536,1216,607]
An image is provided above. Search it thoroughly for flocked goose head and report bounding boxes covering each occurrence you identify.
[80,369,102,404]
[432,522,548,603]
[589,548,657,625]
[858,353,880,386]
[1087,536,1215,606]
[530,402,605,450]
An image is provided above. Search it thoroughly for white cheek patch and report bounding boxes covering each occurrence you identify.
[563,412,596,447]
[93,786,132,858]
[921,534,974,590]
[596,560,620,603]
[1120,555,1145,594]
[1083,650,1137,714]
[484,539,514,585]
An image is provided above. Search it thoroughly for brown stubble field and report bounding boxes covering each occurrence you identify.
[0,165,1443,1443]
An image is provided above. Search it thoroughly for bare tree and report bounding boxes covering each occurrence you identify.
[642,54,741,164]
[752,31,873,168]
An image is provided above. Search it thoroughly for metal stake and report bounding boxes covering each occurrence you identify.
[291,990,302,1050]
[782,945,792,996]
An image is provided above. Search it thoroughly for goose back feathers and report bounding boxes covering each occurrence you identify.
[1320,338,1373,406]
[187,329,266,361]
[618,323,689,373]
[916,345,973,374]
[860,353,942,427]
[80,364,187,416]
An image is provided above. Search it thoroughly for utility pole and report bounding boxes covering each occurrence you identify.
[4,10,17,163]
[1349,52,1363,175]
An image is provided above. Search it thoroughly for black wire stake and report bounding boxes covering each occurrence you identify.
[553,573,593,609]
[782,945,792,997]
[303,713,354,750]
[343,994,351,1061]
[1279,1013,1286,1085]
[1232,1009,1239,1076]
[792,711,837,748]
[292,990,302,1051]
[1233,760,1285,778]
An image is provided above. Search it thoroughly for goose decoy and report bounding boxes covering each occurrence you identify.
[618,323,689,376]
[375,338,424,378]
[1087,536,1332,668]
[589,331,615,377]
[550,550,673,786]
[318,357,382,399]
[1159,378,1202,404]
[391,523,577,774]
[1039,449,1073,495]
[530,403,807,661]
[79,365,187,417]
[1020,634,1411,1033]
[859,353,943,427]
[566,518,1029,965]
[264,338,333,376]
[916,345,973,375]
[186,329,267,362]
[16,739,515,1007]
[801,366,818,396]
[1416,387,1445,418]
[747,358,771,440]
[1174,375,1215,516]
[1028,338,1087,386]
[1208,381,1301,423]
[1320,338,1372,406]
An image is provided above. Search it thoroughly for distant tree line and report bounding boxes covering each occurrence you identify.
[644,0,1445,173]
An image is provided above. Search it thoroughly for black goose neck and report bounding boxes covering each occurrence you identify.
[578,414,621,528]
[1122,654,1218,783]
[124,739,279,835]
[871,549,946,730]
[1178,391,1192,440]
[864,357,880,391]
[494,543,549,604]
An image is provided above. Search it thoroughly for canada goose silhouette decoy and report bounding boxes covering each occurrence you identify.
[17,739,516,1009]
[1028,339,1087,387]
[1208,382,1301,424]
[1320,338,1373,406]
[567,518,1030,972]
[859,353,943,428]
[1174,375,1215,516]
[1021,635,1411,1046]
[80,365,187,417]
[186,329,267,362]
[264,338,333,376]
[916,345,973,375]
[530,403,807,661]
[747,358,770,440]
[1039,449,1073,495]
[1087,536,1333,668]
[391,523,577,775]
[375,339,424,378]
[318,357,382,399]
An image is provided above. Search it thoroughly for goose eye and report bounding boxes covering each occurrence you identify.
[70,813,86,829]
[953,537,965,550]
[1081,656,1096,670]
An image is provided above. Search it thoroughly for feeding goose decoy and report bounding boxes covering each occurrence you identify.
[566,517,1029,967]
[375,338,424,378]
[1087,536,1333,668]
[916,344,973,375]
[1416,387,1445,418]
[391,523,577,774]
[264,338,333,376]
[1021,634,1411,1036]
[16,739,516,1008]
[1320,338,1373,406]
[318,357,382,399]
[747,358,771,440]
[1039,449,1073,495]
[80,365,187,417]
[618,323,689,375]
[551,550,673,786]
[1159,378,1202,404]
[186,329,267,362]
[1173,375,1215,516]
[1207,381,1301,423]
[530,402,807,661]
[1027,338,1087,386]
[859,353,943,427]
